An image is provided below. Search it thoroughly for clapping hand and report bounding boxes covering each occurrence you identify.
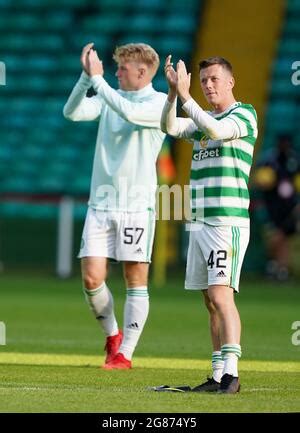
[80,42,94,75]
[87,49,104,77]
[164,55,177,89]
[177,60,191,103]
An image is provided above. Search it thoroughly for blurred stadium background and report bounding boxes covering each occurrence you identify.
[0,0,300,280]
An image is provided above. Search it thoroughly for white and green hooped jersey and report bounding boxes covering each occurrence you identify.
[161,99,258,227]
[190,102,257,226]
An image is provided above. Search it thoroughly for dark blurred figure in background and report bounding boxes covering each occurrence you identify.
[253,134,300,281]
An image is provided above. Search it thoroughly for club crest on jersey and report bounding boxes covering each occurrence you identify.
[200,135,209,148]
[193,148,220,161]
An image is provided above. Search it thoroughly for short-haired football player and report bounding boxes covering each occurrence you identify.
[64,43,167,369]
[161,55,257,393]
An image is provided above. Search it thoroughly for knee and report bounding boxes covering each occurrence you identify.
[204,296,216,314]
[83,273,104,290]
[124,263,148,287]
[203,291,217,315]
[208,290,231,312]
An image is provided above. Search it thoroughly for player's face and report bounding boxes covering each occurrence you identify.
[115,60,143,91]
[200,64,234,107]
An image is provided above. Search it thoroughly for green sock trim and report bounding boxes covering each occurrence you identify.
[83,283,105,297]
[212,353,223,362]
[127,288,149,297]
[221,344,242,358]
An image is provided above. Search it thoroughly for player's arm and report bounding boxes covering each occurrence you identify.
[88,49,166,128]
[160,97,198,138]
[181,99,243,140]
[161,55,197,139]
[63,43,102,121]
[63,73,103,121]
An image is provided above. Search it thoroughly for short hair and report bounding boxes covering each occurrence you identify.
[199,56,233,74]
[113,43,160,77]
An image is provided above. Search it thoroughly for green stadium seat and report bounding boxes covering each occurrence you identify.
[0,13,41,30]
[26,56,58,72]
[169,0,200,10]
[130,15,159,32]
[72,33,110,53]
[1,177,37,193]
[272,57,294,77]
[43,12,73,29]
[159,36,192,56]
[117,34,157,48]
[153,75,168,93]
[13,0,88,7]
[74,203,88,219]
[266,101,296,126]
[0,146,13,159]
[68,175,91,195]
[82,14,123,33]
[163,14,197,33]
[0,202,57,219]
[279,38,300,55]
[135,0,166,10]
[271,77,299,96]
[287,0,300,12]
[2,34,64,51]
[100,0,131,9]
[59,55,81,73]
[284,16,300,34]
[35,175,67,193]
[20,145,47,161]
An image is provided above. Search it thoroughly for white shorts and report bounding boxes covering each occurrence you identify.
[78,207,156,262]
[185,223,249,292]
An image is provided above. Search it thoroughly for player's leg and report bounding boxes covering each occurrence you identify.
[117,261,150,363]
[204,225,249,393]
[184,225,222,392]
[103,210,154,369]
[202,290,224,383]
[81,257,116,333]
[207,284,241,393]
[78,208,122,364]
[208,285,241,345]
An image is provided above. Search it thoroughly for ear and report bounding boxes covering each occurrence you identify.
[138,67,146,79]
[229,75,235,89]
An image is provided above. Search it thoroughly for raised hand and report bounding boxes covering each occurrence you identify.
[80,42,94,75]
[177,60,191,103]
[164,55,177,90]
[87,49,104,77]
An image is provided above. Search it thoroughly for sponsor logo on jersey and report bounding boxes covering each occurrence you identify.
[193,148,220,161]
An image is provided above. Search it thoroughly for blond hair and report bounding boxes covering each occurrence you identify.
[113,43,160,78]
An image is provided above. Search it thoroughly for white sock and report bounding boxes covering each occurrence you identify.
[83,282,119,337]
[212,351,224,383]
[119,287,149,361]
[221,344,242,377]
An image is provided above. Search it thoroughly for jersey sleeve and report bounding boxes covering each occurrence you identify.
[160,98,198,140]
[90,75,167,128]
[226,106,258,144]
[63,72,103,121]
[182,99,258,143]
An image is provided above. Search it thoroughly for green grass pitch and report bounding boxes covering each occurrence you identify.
[0,270,299,413]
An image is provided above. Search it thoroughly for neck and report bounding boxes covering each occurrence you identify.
[122,81,151,92]
[212,96,236,114]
